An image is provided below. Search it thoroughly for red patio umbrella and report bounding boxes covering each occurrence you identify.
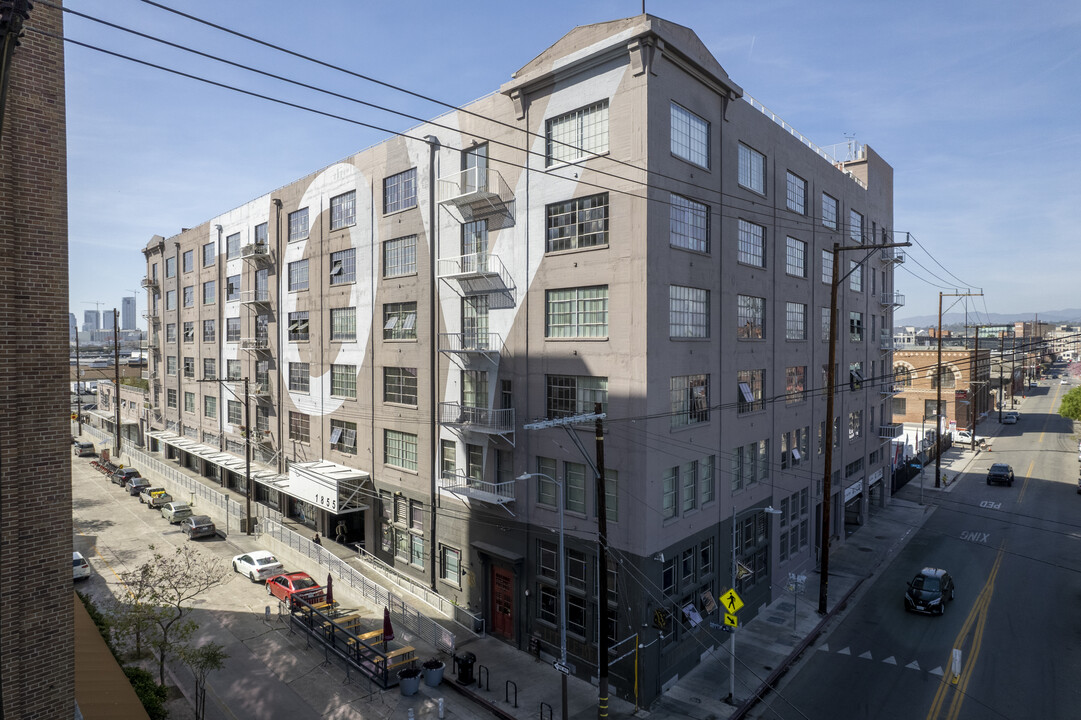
[383,606,395,647]
[325,574,334,607]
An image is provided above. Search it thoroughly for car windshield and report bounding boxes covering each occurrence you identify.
[913,576,940,592]
[991,464,1009,473]
[192,516,212,524]
[292,577,317,590]
[256,556,279,567]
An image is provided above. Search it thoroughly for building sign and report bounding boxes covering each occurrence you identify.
[844,479,863,503]
[869,469,884,485]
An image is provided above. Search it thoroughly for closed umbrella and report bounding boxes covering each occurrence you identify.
[326,574,334,609]
[383,606,395,647]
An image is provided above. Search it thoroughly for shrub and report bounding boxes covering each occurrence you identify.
[124,666,169,720]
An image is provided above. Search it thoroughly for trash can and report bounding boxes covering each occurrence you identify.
[454,652,476,686]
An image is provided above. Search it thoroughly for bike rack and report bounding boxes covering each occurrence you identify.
[505,680,518,708]
[477,663,490,691]
[540,701,552,720]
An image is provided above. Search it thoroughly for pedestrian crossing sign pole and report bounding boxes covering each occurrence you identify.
[724,613,738,628]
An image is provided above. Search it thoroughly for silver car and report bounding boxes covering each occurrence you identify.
[161,502,193,524]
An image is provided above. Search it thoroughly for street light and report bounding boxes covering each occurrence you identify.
[518,472,567,720]
[727,504,782,705]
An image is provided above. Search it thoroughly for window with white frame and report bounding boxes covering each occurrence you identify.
[821,249,834,284]
[564,461,587,514]
[166,323,177,343]
[786,366,806,404]
[288,259,309,291]
[226,232,240,259]
[167,388,177,408]
[383,235,417,277]
[184,391,195,413]
[670,193,709,253]
[202,241,215,267]
[699,456,715,505]
[165,256,176,278]
[330,419,357,454]
[226,359,240,380]
[681,461,698,513]
[737,295,765,339]
[545,286,608,338]
[440,545,461,586]
[183,285,194,307]
[785,302,807,340]
[383,302,417,340]
[738,142,765,193]
[670,374,709,428]
[227,399,241,425]
[330,190,356,230]
[737,219,765,267]
[287,311,309,341]
[203,395,217,419]
[849,209,864,243]
[546,193,608,252]
[384,429,417,470]
[165,289,176,310]
[289,362,310,393]
[737,369,765,413]
[202,357,215,380]
[669,285,709,338]
[288,208,309,242]
[786,171,807,214]
[182,250,193,273]
[383,168,417,213]
[226,317,240,342]
[254,222,268,246]
[329,248,356,284]
[849,260,863,292]
[330,306,356,341]
[546,375,607,418]
[670,102,709,167]
[183,322,194,343]
[289,411,310,443]
[662,467,678,519]
[384,367,418,405]
[786,237,807,277]
[821,307,831,341]
[226,274,240,302]
[822,193,838,229]
[850,311,864,342]
[330,364,356,398]
[546,100,609,166]
[201,319,214,343]
[255,268,269,301]
[166,356,177,375]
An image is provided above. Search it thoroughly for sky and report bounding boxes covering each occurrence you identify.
[57,0,1081,329]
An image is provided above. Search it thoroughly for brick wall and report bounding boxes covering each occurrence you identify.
[0,2,75,717]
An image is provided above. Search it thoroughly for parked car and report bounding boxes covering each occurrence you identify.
[139,487,172,507]
[953,430,990,446]
[179,515,216,539]
[112,467,141,487]
[126,477,152,496]
[1061,378,1069,385]
[73,441,96,457]
[160,502,194,524]
[1004,410,1020,421]
[904,567,954,615]
[987,463,1015,486]
[1001,414,1017,425]
[266,572,325,608]
[73,551,91,581]
[232,550,285,583]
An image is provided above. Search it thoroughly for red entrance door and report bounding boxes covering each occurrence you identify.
[491,566,514,638]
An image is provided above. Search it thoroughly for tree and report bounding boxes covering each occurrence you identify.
[111,562,159,659]
[115,545,228,685]
[1059,387,1081,422]
[179,642,228,720]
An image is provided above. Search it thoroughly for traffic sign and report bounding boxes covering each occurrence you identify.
[724,613,738,628]
[720,588,744,614]
[554,660,572,675]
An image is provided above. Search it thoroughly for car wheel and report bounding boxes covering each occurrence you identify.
[266,583,273,596]
[938,603,945,616]
[986,478,991,485]
[250,572,258,583]
[950,588,955,601]
[232,561,239,574]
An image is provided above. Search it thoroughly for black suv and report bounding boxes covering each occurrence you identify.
[986,463,1014,486]
[905,567,955,615]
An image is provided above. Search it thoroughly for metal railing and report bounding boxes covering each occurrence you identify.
[438,402,514,434]
[438,331,502,355]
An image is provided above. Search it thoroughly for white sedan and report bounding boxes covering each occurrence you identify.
[1001,414,1017,424]
[232,550,285,583]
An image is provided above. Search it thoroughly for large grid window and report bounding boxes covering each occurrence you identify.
[227,399,241,425]
[546,375,608,418]
[849,261,863,292]
[165,257,176,278]
[288,208,309,242]
[165,289,176,310]
[822,193,838,229]
[738,143,766,193]
[203,280,215,305]
[849,209,864,243]
[786,302,807,340]
[226,359,241,380]
[202,319,215,343]
[821,307,831,341]
[565,462,587,514]
[184,391,195,413]
[786,366,807,404]
[330,364,357,398]
[255,268,269,301]
[670,193,709,253]
[289,411,310,443]
[385,429,418,470]
[737,219,765,267]
[383,302,417,340]
[202,241,215,267]
[545,286,608,338]
[166,323,176,343]
[166,356,177,375]
[330,190,356,230]
[384,367,418,405]
[330,306,356,341]
[330,419,357,454]
[289,362,310,393]
[183,285,194,307]
[226,317,240,342]
[167,389,177,408]
[546,100,609,165]
[383,235,417,277]
[182,250,193,273]
[202,358,216,380]
[786,237,807,277]
[670,374,709,428]
[669,285,709,338]
[226,274,240,302]
[737,295,765,339]
[670,102,709,167]
[850,311,864,342]
[288,259,309,291]
[329,248,356,284]
[254,222,268,245]
[822,249,834,284]
[383,168,417,213]
[204,395,217,419]
[546,193,609,252]
[786,172,807,214]
[226,232,241,260]
[288,311,309,341]
[737,369,765,414]
[183,322,194,342]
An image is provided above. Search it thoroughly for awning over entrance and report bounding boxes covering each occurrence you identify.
[145,429,281,485]
[87,409,139,426]
[258,460,372,515]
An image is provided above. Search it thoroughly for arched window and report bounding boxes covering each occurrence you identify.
[894,365,912,387]
[930,367,956,389]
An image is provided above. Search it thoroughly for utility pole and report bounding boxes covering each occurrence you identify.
[594,404,610,720]
[934,291,982,486]
[998,334,1004,423]
[819,237,910,615]
[114,309,121,457]
[74,328,83,435]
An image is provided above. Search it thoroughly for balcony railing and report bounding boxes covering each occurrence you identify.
[880,248,905,264]
[142,311,160,325]
[878,423,904,439]
[438,332,502,357]
[880,330,893,350]
[240,290,271,306]
[880,292,905,308]
[879,384,901,397]
[440,471,516,506]
[436,253,511,294]
[439,402,514,435]
[239,242,271,261]
[240,337,269,351]
[251,382,271,397]
[140,276,158,291]
[437,167,513,213]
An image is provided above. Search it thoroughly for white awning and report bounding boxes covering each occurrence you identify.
[86,409,138,426]
[270,460,373,515]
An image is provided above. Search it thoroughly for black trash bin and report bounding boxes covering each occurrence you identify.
[454,652,476,685]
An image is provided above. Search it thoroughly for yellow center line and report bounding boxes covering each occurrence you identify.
[1016,459,1036,504]
[926,545,1005,720]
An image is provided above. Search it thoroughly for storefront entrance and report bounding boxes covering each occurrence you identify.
[491,566,514,639]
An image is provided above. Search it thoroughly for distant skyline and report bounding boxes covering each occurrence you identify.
[61,0,1081,326]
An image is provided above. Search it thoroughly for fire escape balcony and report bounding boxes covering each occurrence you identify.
[438,332,502,360]
[879,248,905,264]
[240,290,272,307]
[142,311,160,326]
[436,253,512,294]
[878,423,904,439]
[140,276,158,291]
[439,402,514,436]
[439,470,516,507]
[879,330,894,350]
[879,384,902,397]
[240,337,270,352]
[239,242,272,262]
[437,167,514,223]
[880,292,905,308]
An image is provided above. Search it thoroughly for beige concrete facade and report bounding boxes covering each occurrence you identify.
[141,15,898,705]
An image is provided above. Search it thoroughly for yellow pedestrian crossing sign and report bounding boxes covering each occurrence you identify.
[720,588,744,614]
[724,613,738,628]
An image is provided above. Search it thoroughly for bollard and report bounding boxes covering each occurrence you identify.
[438,698,445,719]
[408,710,415,720]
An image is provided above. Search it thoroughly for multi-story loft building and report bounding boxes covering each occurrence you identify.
[141,15,899,704]
[891,347,993,431]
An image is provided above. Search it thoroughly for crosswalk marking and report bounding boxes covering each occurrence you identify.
[883,656,897,665]
[859,650,873,660]
[930,666,944,676]
[837,647,851,655]
[905,660,920,670]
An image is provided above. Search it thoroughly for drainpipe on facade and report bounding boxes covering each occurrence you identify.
[215,224,224,453]
[272,198,284,476]
[425,134,440,591]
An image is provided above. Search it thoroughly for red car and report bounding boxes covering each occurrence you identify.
[265,572,324,608]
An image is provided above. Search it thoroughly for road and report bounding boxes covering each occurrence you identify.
[752,375,1081,720]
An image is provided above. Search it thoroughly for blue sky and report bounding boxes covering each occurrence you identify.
[61,0,1081,327]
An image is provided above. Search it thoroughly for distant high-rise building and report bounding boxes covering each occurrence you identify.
[121,296,136,330]
[69,313,77,340]
[82,310,99,332]
[102,312,115,331]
